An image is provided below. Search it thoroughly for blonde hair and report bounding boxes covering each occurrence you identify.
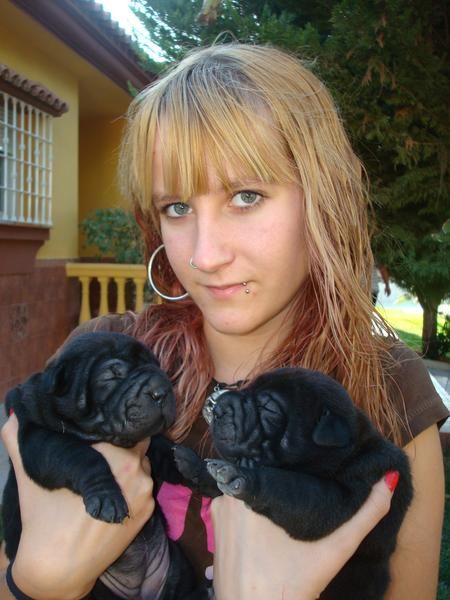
[120,44,403,444]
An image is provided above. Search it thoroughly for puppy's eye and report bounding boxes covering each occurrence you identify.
[111,363,128,378]
[256,392,285,435]
[98,359,129,382]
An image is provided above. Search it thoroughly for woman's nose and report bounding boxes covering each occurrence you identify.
[190,214,234,273]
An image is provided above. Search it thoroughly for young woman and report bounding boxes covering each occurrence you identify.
[1,43,448,599]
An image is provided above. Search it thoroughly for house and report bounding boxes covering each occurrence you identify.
[0,0,154,401]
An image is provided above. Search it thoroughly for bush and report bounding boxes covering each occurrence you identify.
[437,315,450,358]
[80,208,144,264]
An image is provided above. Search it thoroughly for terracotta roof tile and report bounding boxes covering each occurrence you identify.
[0,64,69,116]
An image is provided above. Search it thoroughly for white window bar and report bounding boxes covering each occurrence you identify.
[0,91,53,226]
[11,97,17,222]
[18,101,25,223]
[47,119,53,226]
[26,97,32,224]
[0,96,10,220]
[33,106,40,223]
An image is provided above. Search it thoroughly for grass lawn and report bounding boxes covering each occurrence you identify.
[377,307,423,352]
[378,307,448,357]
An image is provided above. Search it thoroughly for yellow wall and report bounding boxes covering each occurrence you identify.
[79,117,129,257]
[1,0,134,259]
[79,117,126,217]
[0,14,79,259]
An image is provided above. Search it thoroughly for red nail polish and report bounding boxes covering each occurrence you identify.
[384,470,400,493]
[8,408,14,416]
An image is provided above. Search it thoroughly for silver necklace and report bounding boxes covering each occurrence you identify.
[202,379,247,424]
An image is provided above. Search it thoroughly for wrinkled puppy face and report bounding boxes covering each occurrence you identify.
[39,332,176,446]
[211,368,362,473]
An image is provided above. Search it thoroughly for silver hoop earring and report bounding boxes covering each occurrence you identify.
[189,257,198,270]
[148,244,189,301]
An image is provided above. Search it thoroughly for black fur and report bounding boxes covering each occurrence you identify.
[2,332,202,599]
[173,367,414,600]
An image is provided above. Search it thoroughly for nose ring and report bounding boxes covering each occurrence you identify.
[189,257,198,270]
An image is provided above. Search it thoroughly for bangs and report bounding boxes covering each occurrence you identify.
[159,85,298,199]
[133,61,299,218]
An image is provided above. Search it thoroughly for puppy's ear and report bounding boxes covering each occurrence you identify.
[44,361,88,412]
[45,361,71,396]
[312,409,352,448]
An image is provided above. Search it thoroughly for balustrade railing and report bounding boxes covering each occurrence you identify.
[66,262,148,324]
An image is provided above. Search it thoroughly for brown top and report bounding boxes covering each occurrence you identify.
[65,312,449,584]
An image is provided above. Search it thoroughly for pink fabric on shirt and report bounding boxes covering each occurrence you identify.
[156,481,216,553]
[156,482,192,541]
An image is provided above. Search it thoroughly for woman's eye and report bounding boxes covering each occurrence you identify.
[232,191,262,208]
[164,202,192,218]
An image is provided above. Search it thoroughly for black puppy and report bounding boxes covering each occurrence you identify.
[2,331,200,599]
[174,367,413,600]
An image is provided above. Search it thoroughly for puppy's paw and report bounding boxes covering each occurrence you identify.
[206,460,247,499]
[85,492,129,523]
[173,445,203,482]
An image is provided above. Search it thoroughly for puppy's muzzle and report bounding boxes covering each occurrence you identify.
[211,393,264,459]
[211,390,286,464]
[107,369,176,444]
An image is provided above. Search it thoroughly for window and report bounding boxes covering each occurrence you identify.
[0,92,53,226]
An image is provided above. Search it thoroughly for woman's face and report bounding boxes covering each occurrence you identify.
[152,140,309,340]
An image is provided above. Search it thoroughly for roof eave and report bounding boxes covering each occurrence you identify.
[10,0,155,93]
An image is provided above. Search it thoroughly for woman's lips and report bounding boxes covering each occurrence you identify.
[206,283,247,298]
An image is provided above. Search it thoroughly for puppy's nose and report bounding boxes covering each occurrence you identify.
[145,374,172,404]
[150,387,166,403]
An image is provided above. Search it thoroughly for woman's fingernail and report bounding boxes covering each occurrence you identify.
[8,408,14,416]
[384,470,400,493]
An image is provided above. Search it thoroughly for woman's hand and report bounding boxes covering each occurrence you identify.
[211,476,395,600]
[1,414,155,600]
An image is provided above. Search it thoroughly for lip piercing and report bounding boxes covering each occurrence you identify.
[189,257,198,270]
[242,282,250,294]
